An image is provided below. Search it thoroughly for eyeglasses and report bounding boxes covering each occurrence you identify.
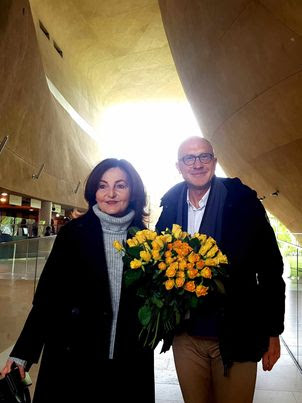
[180,153,214,166]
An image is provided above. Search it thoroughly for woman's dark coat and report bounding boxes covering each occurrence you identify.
[11,209,154,403]
[156,177,285,369]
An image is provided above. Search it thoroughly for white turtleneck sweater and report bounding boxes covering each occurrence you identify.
[92,204,135,359]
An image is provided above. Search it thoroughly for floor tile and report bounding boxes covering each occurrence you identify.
[253,390,297,403]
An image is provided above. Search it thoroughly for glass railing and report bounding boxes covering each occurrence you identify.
[277,237,302,371]
[0,236,56,292]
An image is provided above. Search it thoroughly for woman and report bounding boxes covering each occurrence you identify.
[1,159,155,403]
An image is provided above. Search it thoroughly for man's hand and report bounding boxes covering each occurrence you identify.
[0,359,25,379]
[262,336,280,371]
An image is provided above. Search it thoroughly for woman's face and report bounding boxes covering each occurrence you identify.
[95,167,131,216]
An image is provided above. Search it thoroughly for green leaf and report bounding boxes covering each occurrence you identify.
[137,286,148,298]
[138,305,152,326]
[214,279,226,294]
[127,246,143,258]
[175,309,181,325]
[124,269,142,287]
[190,296,198,309]
[151,296,164,308]
[128,226,140,236]
[188,237,201,252]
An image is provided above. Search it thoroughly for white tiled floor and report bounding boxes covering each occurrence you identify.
[1,339,302,402]
[154,341,302,403]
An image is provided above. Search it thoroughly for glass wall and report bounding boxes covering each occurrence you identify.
[0,236,55,292]
[278,238,302,370]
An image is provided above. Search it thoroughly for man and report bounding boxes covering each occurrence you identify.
[156,136,285,403]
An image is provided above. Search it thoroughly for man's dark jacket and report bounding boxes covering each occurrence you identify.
[11,209,154,403]
[156,177,285,368]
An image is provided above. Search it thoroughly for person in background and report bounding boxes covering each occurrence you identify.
[50,219,56,235]
[31,221,38,238]
[1,158,155,403]
[156,136,285,403]
[19,218,29,237]
[44,226,51,236]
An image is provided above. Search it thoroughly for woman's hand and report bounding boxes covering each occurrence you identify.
[0,359,25,379]
[262,336,281,371]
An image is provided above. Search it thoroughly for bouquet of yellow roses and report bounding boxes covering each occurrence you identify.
[113,224,228,351]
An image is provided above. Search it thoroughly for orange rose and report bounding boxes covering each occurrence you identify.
[200,267,212,279]
[166,266,177,278]
[188,269,199,279]
[175,277,185,288]
[196,260,205,269]
[184,281,196,292]
[195,284,209,297]
[165,279,175,290]
[158,262,166,271]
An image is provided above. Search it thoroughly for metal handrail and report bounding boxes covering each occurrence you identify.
[277,238,302,250]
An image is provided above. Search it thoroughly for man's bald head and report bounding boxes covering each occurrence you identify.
[177,137,215,160]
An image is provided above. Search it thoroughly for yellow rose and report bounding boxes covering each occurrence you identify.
[180,231,189,239]
[158,262,166,271]
[188,268,199,279]
[175,277,185,288]
[199,237,216,255]
[178,259,187,270]
[113,240,123,252]
[165,279,175,290]
[140,250,151,263]
[195,284,209,297]
[162,234,172,243]
[200,267,212,279]
[206,245,219,258]
[204,257,219,266]
[188,252,200,263]
[152,237,164,250]
[152,249,161,260]
[127,238,139,247]
[184,281,196,292]
[130,259,142,269]
[144,230,157,241]
[166,266,177,278]
[177,270,185,278]
[165,250,172,258]
[165,256,175,265]
[217,251,228,264]
[172,224,182,239]
[198,234,207,243]
[135,231,146,244]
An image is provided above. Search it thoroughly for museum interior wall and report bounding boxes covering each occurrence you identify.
[1,0,301,236]
[0,0,102,209]
[159,0,302,239]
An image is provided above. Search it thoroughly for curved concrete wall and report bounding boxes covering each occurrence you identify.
[0,0,102,209]
[159,0,302,236]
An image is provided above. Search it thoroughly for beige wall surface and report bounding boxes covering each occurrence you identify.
[0,0,102,209]
[29,0,185,129]
[159,0,302,235]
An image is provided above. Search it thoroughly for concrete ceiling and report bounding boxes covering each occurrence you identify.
[27,0,302,237]
[29,0,186,128]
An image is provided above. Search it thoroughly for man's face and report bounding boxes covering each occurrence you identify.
[176,138,217,190]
